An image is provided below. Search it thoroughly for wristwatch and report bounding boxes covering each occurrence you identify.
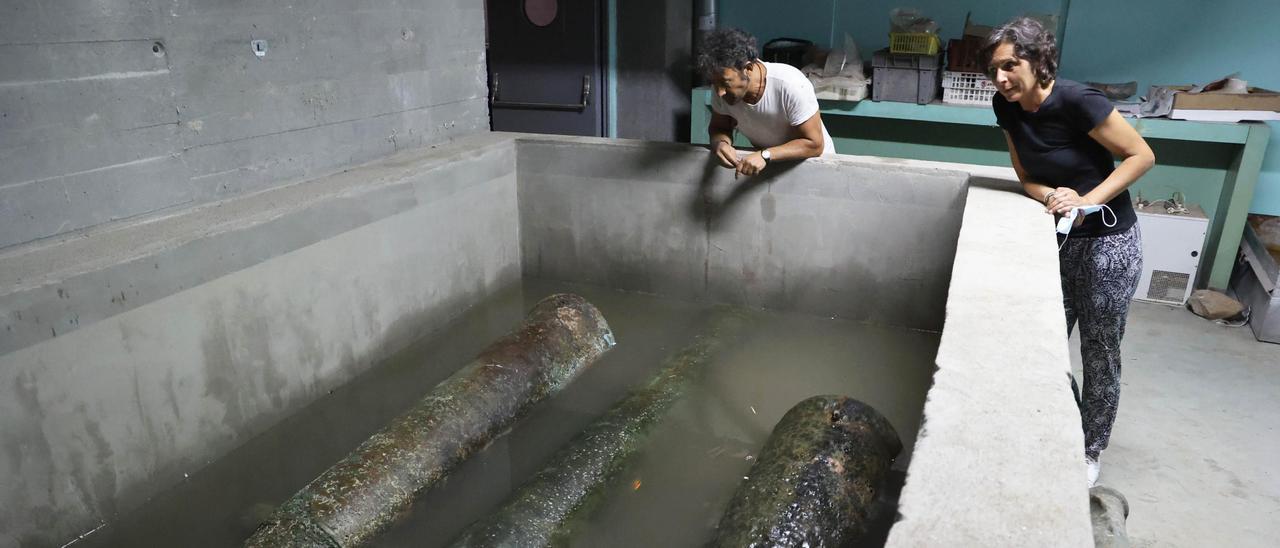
[760,149,772,163]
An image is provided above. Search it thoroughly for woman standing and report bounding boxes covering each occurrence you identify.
[981,16,1154,487]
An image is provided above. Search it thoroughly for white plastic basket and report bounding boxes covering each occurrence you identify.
[942,86,996,106]
[810,74,869,102]
[942,71,996,91]
[814,82,869,101]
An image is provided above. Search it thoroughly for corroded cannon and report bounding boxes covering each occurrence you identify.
[450,309,748,548]
[246,293,615,547]
[711,395,902,548]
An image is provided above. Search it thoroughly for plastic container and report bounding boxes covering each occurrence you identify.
[942,87,996,106]
[813,78,869,101]
[871,49,941,104]
[889,32,940,55]
[942,71,996,91]
[941,71,997,106]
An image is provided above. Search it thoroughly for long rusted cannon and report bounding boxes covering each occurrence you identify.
[450,308,749,547]
[711,395,902,548]
[246,293,615,547]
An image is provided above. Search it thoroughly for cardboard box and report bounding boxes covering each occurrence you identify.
[947,37,984,73]
[1168,86,1280,111]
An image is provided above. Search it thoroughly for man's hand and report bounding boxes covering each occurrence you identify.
[713,141,739,169]
[735,151,767,178]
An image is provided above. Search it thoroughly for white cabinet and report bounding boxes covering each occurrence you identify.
[1133,203,1209,305]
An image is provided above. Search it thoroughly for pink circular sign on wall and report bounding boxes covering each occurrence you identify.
[525,0,557,27]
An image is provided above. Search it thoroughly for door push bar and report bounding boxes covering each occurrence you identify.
[490,73,591,111]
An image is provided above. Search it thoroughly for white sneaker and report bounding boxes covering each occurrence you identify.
[1086,456,1101,487]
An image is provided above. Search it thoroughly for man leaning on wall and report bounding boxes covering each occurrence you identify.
[699,28,836,178]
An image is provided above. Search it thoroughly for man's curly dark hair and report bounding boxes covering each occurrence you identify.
[979,16,1059,89]
[696,27,758,79]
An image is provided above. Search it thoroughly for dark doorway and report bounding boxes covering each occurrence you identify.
[486,0,605,136]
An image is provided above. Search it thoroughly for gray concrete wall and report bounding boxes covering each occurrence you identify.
[617,0,693,142]
[516,137,969,332]
[0,0,489,250]
[0,135,520,546]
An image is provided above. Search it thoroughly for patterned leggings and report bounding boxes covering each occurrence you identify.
[1061,223,1143,460]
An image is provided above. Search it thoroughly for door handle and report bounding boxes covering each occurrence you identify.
[490,73,591,111]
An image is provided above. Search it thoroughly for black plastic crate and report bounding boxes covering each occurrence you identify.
[871,49,941,104]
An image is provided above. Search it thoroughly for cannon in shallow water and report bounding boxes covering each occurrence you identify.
[246,293,615,547]
[450,309,749,548]
[711,395,902,548]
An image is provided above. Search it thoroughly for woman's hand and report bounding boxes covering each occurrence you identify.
[1045,187,1086,215]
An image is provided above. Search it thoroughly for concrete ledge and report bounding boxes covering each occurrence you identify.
[0,133,518,356]
[887,182,1093,546]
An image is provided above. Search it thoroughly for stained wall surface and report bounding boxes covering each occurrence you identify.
[0,0,489,250]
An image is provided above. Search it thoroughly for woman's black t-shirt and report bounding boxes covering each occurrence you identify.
[993,79,1136,237]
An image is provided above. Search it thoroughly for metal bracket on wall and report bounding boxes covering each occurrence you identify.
[490,74,591,111]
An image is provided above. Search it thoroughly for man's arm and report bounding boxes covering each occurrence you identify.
[772,112,826,160]
[735,112,825,177]
[709,112,740,169]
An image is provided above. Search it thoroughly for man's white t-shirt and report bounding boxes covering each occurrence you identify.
[710,62,835,155]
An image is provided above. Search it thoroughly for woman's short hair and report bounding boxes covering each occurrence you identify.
[696,28,758,78]
[980,16,1058,88]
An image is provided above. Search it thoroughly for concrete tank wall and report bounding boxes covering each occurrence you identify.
[0,0,489,250]
[0,136,519,546]
[515,137,1092,544]
[517,138,969,332]
[0,132,1093,546]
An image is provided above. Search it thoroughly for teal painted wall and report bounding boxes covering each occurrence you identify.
[718,0,1280,215]
[717,0,1061,52]
[717,0,833,49]
[1059,0,1280,216]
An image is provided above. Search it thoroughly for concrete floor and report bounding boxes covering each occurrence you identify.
[1071,301,1280,547]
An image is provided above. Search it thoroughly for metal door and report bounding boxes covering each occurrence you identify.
[486,0,604,136]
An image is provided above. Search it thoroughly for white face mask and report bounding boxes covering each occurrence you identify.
[1057,204,1118,248]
